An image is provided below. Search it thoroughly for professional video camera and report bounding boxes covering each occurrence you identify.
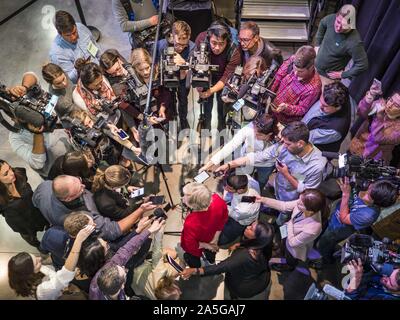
[186,42,219,89]
[221,65,243,103]
[0,83,58,132]
[64,114,108,149]
[121,63,157,113]
[236,61,279,112]
[339,234,400,274]
[160,46,189,88]
[135,14,174,48]
[324,152,400,191]
[304,283,351,300]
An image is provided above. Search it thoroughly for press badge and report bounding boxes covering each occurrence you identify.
[279,224,288,239]
[233,98,244,111]
[87,40,99,58]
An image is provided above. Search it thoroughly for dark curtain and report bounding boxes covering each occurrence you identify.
[342,0,400,101]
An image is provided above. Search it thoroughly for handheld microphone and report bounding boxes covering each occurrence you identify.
[322,284,351,300]
[237,83,250,100]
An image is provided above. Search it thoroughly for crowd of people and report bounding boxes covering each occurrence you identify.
[0,1,399,300]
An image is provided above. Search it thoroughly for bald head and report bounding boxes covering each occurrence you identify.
[52,175,83,201]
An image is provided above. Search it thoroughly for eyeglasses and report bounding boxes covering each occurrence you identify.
[239,36,255,45]
[174,41,189,49]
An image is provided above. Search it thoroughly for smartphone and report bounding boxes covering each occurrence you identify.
[241,196,256,203]
[166,254,183,273]
[130,187,144,198]
[149,195,165,205]
[117,129,129,141]
[276,159,283,167]
[154,117,166,123]
[194,171,210,183]
[163,202,172,212]
[149,208,168,220]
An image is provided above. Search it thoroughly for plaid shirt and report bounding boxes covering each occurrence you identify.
[271,55,321,124]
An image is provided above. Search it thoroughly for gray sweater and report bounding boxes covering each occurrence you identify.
[32,181,122,241]
[315,14,368,79]
[112,0,156,34]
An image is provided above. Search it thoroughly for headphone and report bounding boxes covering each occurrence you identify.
[206,20,232,46]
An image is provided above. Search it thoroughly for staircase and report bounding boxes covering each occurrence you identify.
[239,0,311,43]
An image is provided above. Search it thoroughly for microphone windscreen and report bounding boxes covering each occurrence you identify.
[237,84,249,99]
[14,105,44,128]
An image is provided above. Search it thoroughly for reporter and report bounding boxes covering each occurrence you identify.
[8,225,94,300]
[201,112,278,189]
[7,73,73,178]
[68,109,141,165]
[112,0,158,49]
[32,175,157,241]
[49,11,101,84]
[42,63,80,119]
[131,225,184,300]
[317,178,398,264]
[0,160,49,250]
[218,174,260,247]
[100,49,143,136]
[345,259,400,300]
[350,84,400,165]
[157,20,195,130]
[48,150,96,190]
[72,61,117,116]
[194,21,241,131]
[89,218,165,300]
[130,48,173,121]
[92,165,141,220]
[239,21,283,67]
[257,189,326,272]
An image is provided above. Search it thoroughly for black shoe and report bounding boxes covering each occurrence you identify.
[308,259,323,270]
[270,263,295,272]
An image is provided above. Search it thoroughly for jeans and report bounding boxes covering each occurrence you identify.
[218,217,246,247]
[255,165,275,190]
[177,80,190,130]
[184,250,216,268]
[316,225,353,263]
[203,91,226,131]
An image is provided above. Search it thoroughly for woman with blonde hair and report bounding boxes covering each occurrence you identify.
[92,165,141,221]
[180,182,228,268]
[130,48,173,122]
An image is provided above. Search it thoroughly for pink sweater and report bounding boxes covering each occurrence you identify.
[264,198,322,261]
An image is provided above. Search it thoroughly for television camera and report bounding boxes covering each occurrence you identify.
[121,63,157,113]
[324,152,400,192]
[186,42,219,89]
[304,283,351,300]
[0,83,59,132]
[160,46,189,88]
[221,65,243,103]
[237,61,278,112]
[339,234,400,275]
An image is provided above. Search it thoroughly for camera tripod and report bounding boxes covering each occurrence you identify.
[195,98,209,166]
[134,161,175,207]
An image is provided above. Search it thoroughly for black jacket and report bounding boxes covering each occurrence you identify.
[203,247,271,298]
[93,188,140,221]
[0,168,49,235]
